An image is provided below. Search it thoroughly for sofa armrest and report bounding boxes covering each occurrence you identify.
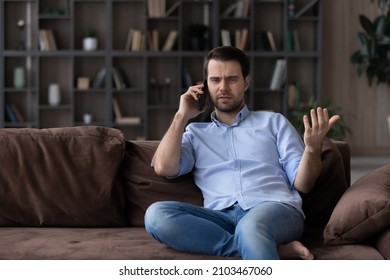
[333,140,351,187]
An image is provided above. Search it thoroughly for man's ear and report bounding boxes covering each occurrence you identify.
[244,75,251,91]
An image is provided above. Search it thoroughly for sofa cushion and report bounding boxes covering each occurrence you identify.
[324,164,390,245]
[0,126,127,227]
[121,141,203,226]
[300,138,349,226]
[376,227,390,259]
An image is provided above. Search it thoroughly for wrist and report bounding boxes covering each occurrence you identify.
[174,111,190,126]
[304,145,322,156]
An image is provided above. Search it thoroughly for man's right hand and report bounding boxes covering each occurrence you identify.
[178,84,207,121]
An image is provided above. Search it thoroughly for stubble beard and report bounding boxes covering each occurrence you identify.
[211,95,245,113]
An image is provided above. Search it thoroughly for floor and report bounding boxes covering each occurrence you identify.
[350,156,390,184]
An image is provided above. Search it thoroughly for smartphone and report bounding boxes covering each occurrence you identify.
[198,79,208,111]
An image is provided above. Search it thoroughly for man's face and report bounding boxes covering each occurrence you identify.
[206,59,249,114]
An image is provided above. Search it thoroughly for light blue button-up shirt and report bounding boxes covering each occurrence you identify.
[176,105,305,215]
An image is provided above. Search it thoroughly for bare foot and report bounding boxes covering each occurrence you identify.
[278,241,314,260]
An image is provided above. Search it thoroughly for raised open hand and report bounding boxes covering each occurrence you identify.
[303,107,340,151]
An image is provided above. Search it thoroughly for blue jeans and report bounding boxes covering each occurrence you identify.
[144,201,304,260]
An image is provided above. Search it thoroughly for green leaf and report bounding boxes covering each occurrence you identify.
[375,15,385,36]
[350,50,363,63]
[378,35,390,44]
[358,32,369,56]
[360,15,375,37]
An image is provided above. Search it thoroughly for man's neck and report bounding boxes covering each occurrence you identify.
[214,105,245,126]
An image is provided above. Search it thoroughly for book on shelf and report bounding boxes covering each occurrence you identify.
[235,28,248,51]
[221,29,232,46]
[112,98,141,125]
[4,102,17,123]
[266,31,277,51]
[165,0,180,17]
[111,67,127,90]
[148,29,159,51]
[124,28,135,50]
[132,30,145,51]
[93,68,107,88]
[11,103,25,123]
[162,30,178,51]
[294,0,318,18]
[39,29,57,51]
[255,31,276,51]
[4,101,24,123]
[287,29,301,51]
[234,0,250,18]
[222,0,250,18]
[115,116,142,125]
[124,28,145,51]
[288,81,301,108]
[270,59,287,90]
[148,0,179,17]
[293,29,301,51]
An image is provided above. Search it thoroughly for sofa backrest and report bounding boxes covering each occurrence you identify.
[0,126,127,227]
[121,138,350,227]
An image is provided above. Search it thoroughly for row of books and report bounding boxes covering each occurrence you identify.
[148,0,250,18]
[221,28,248,51]
[255,29,301,52]
[221,29,301,52]
[112,98,142,125]
[125,28,178,51]
[4,98,143,126]
[222,0,250,18]
[93,67,129,90]
[147,0,180,17]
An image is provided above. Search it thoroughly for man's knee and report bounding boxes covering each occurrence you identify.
[144,201,178,234]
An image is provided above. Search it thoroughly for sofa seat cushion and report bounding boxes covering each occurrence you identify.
[0,227,229,260]
[324,164,390,245]
[301,225,384,260]
[0,126,127,227]
[376,227,390,259]
[120,141,203,226]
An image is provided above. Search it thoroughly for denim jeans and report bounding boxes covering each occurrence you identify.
[144,201,304,260]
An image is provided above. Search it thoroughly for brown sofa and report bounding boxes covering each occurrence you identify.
[0,126,389,260]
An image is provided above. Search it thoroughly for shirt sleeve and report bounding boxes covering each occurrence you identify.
[167,127,196,178]
[275,114,305,187]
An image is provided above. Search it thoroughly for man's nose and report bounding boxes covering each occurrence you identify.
[219,79,228,91]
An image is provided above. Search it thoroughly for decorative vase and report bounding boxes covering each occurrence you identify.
[83,113,92,124]
[48,83,61,106]
[83,37,97,51]
[13,67,25,89]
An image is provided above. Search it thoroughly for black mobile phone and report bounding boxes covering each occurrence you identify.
[198,79,208,111]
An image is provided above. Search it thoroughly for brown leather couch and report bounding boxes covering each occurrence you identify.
[0,126,388,259]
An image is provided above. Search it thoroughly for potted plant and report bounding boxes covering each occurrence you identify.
[290,98,350,141]
[350,0,390,85]
[82,28,98,51]
[350,0,390,144]
[188,24,208,51]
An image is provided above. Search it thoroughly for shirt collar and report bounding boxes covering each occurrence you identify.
[211,105,250,127]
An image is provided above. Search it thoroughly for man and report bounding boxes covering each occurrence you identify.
[145,46,340,259]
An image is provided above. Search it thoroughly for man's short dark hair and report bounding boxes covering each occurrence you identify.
[203,46,250,79]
